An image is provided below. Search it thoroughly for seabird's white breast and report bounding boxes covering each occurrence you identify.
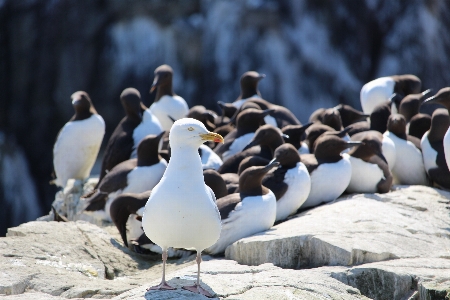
[384,131,427,185]
[53,114,105,187]
[123,160,167,194]
[444,130,450,171]
[421,132,438,172]
[276,162,311,222]
[381,134,396,171]
[298,142,310,155]
[222,132,254,162]
[149,95,189,131]
[206,191,276,255]
[200,144,223,170]
[131,110,163,158]
[346,156,384,194]
[360,77,395,114]
[302,154,352,209]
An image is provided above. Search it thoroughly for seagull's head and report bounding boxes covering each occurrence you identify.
[169,118,224,148]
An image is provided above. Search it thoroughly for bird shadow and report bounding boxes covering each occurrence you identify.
[143,277,218,299]
[109,237,197,270]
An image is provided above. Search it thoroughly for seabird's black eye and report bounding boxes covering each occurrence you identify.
[188,127,194,131]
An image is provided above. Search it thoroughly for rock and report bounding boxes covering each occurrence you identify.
[226,186,450,269]
[114,260,367,300]
[38,178,112,226]
[0,221,195,298]
[331,258,450,300]
[1,186,450,299]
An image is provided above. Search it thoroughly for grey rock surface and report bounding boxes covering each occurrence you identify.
[226,186,450,269]
[0,221,195,298]
[331,258,450,300]
[114,260,368,300]
[1,185,449,299]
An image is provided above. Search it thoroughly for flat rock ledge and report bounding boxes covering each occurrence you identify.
[0,185,449,299]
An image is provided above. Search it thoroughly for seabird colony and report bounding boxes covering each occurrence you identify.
[52,66,450,297]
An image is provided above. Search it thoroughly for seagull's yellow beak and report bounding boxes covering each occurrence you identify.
[200,132,224,143]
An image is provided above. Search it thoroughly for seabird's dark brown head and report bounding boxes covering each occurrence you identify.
[428,108,449,143]
[308,108,325,124]
[120,88,142,120]
[322,108,343,131]
[150,64,174,101]
[109,191,150,247]
[273,144,301,169]
[392,74,422,97]
[236,108,274,136]
[408,113,431,140]
[387,114,407,138]
[423,87,450,111]
[281,123,313,149]
[136,131,165,166]
[70,91,97,121]
[313,135,362,162]
[203,169,228,199]
[242,124,284,152]
[304,123,335,149]
[227,101,262,126]
[370,102,391,133]
[237,155,270,175]
[239,160,279,197]
[217,101,238,119]
[349,131,385,162]
[334,104,369,128]
[238,71,265,100]
[399,89,432,122]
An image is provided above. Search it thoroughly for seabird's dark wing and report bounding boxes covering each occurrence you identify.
[407,135,422,150]
[216,193,242,220]
[430,141,447,169]
[84,191,109,211]
[97,118,139,187]
[84,159,137,211]
[300,154,319,174]
[131,232,152,246]
[97,159,137,193]
[214,129,237,157]
[109,191,151,247]
[428,167,450,189]
[217,146,263,174]
[262,168,289,200]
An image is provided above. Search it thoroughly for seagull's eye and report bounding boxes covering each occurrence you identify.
[188,127,194,131]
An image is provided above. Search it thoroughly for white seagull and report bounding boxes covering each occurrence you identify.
[142,118,223,297]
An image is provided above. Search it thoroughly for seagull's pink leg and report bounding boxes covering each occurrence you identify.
[147,249,176,291]
[182,251,214,298]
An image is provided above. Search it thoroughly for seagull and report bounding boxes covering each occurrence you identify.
[142,118,223,297]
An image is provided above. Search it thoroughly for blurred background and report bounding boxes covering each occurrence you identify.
[1,0,449,236]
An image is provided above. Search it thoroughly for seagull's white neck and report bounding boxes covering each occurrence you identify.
[166,144,204,183]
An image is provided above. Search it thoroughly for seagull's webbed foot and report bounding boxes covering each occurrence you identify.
[147,280,176,291]
[182,284,214,298]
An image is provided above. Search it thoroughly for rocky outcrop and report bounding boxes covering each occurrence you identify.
[116,260,367,300]
[1,185,449,299]
[226,186,450,269]
[331,258,450,300]
[0,221,195,298]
